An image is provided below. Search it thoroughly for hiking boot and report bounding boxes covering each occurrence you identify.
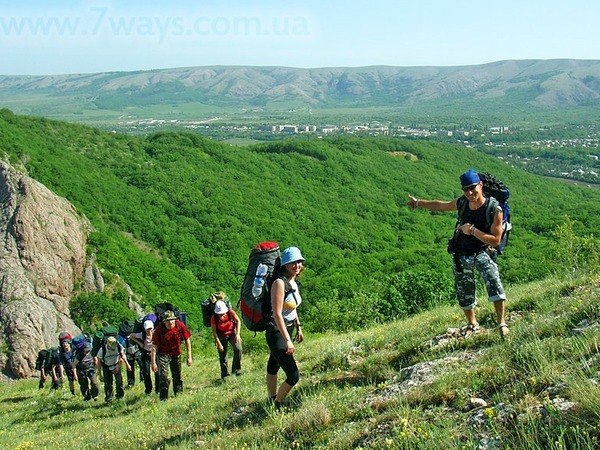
[499,323,510,340]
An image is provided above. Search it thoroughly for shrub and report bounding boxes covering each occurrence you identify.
[304,288,386,333]
[549,216,600,276]
[70,292,134,331]
[380,269,455,319]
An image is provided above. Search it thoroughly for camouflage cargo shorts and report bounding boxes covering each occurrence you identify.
[452,250,506,310]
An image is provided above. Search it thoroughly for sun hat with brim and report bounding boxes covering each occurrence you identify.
[214,300,229,315]
[162,310,177,322]
[281,246,305,266]
[460,169,481,189]
[106,336,117,348]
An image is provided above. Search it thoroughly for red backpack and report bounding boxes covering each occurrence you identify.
[238,242,281,332]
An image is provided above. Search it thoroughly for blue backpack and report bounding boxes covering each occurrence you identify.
[71,334,91,351]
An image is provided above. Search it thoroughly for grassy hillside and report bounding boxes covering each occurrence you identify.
[1,108,599,337]
[1,272,598,449]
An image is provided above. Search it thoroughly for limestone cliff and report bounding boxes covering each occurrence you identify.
[0,161,90,378]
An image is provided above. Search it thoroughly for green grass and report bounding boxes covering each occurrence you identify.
[2,273,598,449]
[221,137,265,147]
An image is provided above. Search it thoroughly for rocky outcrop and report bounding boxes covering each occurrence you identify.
[0,161,90,378]
[83,253,105,293]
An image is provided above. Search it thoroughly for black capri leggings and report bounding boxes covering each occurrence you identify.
[265,324,300,387]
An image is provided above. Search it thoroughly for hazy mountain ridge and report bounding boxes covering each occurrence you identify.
[2,59,599,109]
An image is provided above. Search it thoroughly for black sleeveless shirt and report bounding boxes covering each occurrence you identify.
[454,197,493,256]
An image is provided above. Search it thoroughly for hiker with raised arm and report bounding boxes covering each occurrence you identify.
[407,169,510,339]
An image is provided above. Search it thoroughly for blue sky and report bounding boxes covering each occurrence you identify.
[1,0,599,75]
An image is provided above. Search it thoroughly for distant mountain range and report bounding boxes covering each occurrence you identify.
[1,59,600,113]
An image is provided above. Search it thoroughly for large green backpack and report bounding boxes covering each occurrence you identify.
[91,325,118,357]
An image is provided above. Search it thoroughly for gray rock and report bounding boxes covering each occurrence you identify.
[0,161,89,378]
[551,397,576,412]
[364,350,484,405]
[572,319,600,334]
[83,254,105,293]
[466,397,488,411]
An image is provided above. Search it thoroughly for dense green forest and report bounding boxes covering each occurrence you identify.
[1,109,598,336]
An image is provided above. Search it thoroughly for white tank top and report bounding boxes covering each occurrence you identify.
[282,280,302,323]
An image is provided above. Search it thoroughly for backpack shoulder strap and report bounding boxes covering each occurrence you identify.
[485,197,500,228]
[277,275,295,296]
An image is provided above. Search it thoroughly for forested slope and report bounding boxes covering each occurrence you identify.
[1,109,598,332]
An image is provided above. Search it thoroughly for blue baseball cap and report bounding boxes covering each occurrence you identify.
[460,169,481,189]
[281,247,305,266]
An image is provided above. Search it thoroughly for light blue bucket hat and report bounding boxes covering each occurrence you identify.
[281,247,305,266]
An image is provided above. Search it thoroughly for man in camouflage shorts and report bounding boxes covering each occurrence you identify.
[407,169,509,339]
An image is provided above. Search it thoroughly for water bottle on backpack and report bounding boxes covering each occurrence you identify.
[252,263,269,297]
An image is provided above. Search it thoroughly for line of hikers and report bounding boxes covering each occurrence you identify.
[36,308,192,403]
